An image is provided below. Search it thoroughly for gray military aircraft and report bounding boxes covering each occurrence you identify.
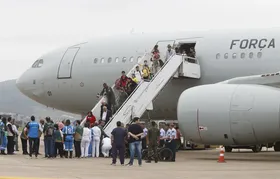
[16,28,280,151]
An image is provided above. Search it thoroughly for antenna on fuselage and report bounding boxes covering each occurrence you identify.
[130,28,135,34]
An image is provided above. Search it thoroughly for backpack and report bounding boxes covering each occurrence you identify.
[46,125,54,136]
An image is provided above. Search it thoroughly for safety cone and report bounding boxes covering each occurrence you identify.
[217,145,226,163]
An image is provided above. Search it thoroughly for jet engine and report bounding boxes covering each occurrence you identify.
[177,84,280,145]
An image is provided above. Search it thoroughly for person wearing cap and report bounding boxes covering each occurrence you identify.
[43,117,54,158]
[165,44,175,62]
[27,116,40,158]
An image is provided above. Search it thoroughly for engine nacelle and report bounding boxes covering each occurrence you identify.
[177,84,280,145]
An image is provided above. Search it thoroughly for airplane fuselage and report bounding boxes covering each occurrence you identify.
[16,28,280,120]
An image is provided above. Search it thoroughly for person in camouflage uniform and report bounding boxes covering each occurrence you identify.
[146,121,160,163]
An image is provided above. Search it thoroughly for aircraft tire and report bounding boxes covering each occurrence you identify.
[159,148,173,161]
[274,142,280,152]
[252,145,262,153]
[224,146,232,152]
[142,149,148,160]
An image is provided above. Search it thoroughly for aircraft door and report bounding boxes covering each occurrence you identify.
[174,39,201,79]
[57,47,80,79]
[229,91,257,145]
[155,40,175,61]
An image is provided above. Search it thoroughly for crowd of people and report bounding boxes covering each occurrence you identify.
[93,44,178,121]
[0,115,180,165]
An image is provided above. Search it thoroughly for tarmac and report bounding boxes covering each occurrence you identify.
[2,146,280,179]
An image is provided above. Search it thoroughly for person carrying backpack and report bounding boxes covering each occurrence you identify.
[43,117,55,158]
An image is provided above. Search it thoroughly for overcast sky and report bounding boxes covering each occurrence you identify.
[0,0,280,82]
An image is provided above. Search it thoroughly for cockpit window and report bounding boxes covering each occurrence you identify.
[32,60,39,68]
[31,59,44,68]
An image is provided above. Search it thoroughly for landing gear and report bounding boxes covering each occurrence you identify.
[252,145,262,153]
[274,142,280,152]
[224,146,232,152]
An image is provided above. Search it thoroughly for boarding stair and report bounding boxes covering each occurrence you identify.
[81,53,201,136]
[80,52,153,126]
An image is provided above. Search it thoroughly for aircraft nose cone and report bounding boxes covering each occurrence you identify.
[16,72,31,96]
[16,75,24,92]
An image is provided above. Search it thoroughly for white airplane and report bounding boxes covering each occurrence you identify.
[16,28,280,151]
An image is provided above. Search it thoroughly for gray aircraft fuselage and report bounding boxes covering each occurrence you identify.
[16,28,280,121]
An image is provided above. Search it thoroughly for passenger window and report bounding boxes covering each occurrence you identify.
[224,53,228,59]
[241,53,245,59]
[94,58,98,63]
[216,53,220,59]
[130,57,134,62]
[232,53,237,59]
[137,56,142,63]
[115,57,119,63]
[249,52,254,59]
[122,57,127,63]
[101,58,105,63]
[108,57,112,63]
[257,52,262,58]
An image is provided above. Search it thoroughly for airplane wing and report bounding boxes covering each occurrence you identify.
[218,72,280,88]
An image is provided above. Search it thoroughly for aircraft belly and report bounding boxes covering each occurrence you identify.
[141,77,201,120]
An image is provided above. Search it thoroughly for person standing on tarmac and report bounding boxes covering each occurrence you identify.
[43,117,55,158]
[126,117,143,166]
[146,121,160,163]
[74,120,83,158]
[111,121,127,166]
[20,122,29,155]
[167,124,176,162]
[62,119,75,158]
[141,124,148,150]
[159,123,166,147]
[91,123,101,158]
[0,117,7,155]
[27,116,40,159]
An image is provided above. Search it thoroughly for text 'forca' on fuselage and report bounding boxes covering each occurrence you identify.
[230,38,275,49]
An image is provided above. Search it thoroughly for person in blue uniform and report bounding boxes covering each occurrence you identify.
[27,116,40,158]
[62,119,75,158]
[0,117,7,155]
[166,123,176,162]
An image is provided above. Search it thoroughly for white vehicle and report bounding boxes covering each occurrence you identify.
[16,28,280,149]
